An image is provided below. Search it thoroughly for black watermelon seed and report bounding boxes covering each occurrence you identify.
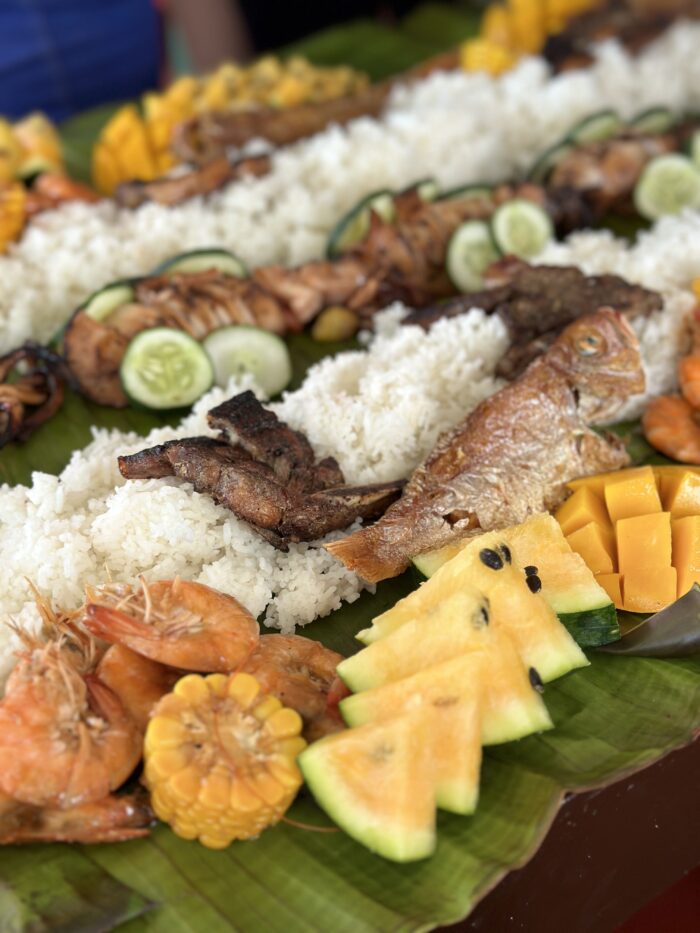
[524,565,538,576]
[526,574,542,593]
[499,544,512,564]
[529,667,544,692]
[480,605,490,627]
[479,548,503,570]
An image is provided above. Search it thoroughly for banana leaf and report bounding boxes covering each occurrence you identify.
[1,9,698,930]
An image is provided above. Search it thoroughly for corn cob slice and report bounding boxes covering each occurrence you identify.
[144,672,306,849]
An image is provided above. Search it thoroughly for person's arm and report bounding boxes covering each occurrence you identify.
[169,0,254,71]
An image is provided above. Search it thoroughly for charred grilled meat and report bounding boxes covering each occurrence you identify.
[0,344,66,447]
[404,257,661,379]
[327,308,644,582]
[118,391,404,548]
[172,50,460,165]
[114,153,271,209]
[544,0,700,73]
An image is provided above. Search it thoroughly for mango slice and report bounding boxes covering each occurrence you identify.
[566,522,615,575]
[617,512,672,575]
[672,515,700,598]
[555,487,610,537]
[623,567,677,614]
[662,470,700,518]
[595,573,623,610]
[604,466,661,523]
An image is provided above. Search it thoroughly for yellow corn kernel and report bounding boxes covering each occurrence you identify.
[227,671,260,707]
[249,770,287,808]
[229,777,263,814]
[265,707,304,739]
[175,673,211,703]
[206,673,229,697]
[145,715,188,749]
[198,770,231,810]
[252,695,283,720]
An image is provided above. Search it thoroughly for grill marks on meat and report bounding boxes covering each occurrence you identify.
[118,391,404,548]
[404,257,662,379]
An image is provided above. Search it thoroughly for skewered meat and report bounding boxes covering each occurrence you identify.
[327,309,644,582]
[118,391,404,547]
[404,257,662,378]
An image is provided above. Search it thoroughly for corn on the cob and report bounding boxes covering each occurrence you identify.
[0,182,26,252]
[144,672,306,849]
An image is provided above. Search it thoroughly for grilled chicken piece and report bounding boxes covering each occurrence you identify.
[544,0,700,73]
[172,50,460,164]
[327,309,644,582]
[0,344,66,447]
[404,257,662,379]
[119,391,404,547]
[114,154,271,208]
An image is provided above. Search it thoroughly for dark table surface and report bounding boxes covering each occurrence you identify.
[444,735,700,932]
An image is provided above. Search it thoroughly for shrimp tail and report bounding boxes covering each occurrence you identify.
[84,604,152,645]
[325,522,412,583]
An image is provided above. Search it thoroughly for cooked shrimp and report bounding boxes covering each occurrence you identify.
[239,634,344,741]
[0,788,153,845]
[84,578,259,672]
[0,640,142,808]
[96,644,181,731]
[642,394,700,464]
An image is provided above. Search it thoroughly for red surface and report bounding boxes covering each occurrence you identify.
[617,867,700,933]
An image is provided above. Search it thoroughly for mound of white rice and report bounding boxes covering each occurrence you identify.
[2,21,700,352]
[0,309,505,682]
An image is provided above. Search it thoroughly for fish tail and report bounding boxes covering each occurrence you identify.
[325,523,410,583]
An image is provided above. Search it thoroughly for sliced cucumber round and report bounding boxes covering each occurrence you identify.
[202,325,292,398]
[80,281,136,323]
[415,178,440,202]
[630,106,675,135]
[490,199,553,259]
[446,221,500,293]
[120,327,214,410]
[527,141,574,184]
[155,248,247,277]
[438,183,493,204]
[633,154,700,221]
[568,109,622,144]
[326,190,396,258]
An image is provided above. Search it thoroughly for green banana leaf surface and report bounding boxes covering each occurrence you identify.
[1,6,699,931]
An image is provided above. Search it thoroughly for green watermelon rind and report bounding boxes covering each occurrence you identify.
[558,604,620,648]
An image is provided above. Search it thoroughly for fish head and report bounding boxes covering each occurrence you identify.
[547,307,645,424]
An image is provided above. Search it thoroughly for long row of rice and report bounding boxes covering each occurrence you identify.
[2,21,700,352]
[2,206,700,683]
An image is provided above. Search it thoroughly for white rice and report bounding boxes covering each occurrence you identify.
[0,309,505,681]
[2,21,700,352]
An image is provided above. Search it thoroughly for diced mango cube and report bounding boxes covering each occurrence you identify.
[622,567,677,614]
[596,572,623,609]
[662,470,700,518]
[616,512,672,575]
[555,487,611,537]
[672,515,700,597]
[604,465,661,523]
[566,522,615,575]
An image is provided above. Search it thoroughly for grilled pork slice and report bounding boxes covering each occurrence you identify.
[404,258,662,379]
[118,391,404,547]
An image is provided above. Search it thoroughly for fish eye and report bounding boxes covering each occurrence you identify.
[576,334,605,356]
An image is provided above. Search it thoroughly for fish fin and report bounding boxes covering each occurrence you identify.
[325,525,408,583]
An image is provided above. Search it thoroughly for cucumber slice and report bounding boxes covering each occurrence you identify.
[630,107,675,135]
[490,199,553,259]
[326,190,396,258]
[155,249,247,277]
[80,281,136,323]
[415,178,440,202]
[527,141,573,184]
[568,109,622,144]
[438,183,493,204]
[120,327,214,410]
[633,154,700,221]
[446,220,500,292]
[202,325,292,398]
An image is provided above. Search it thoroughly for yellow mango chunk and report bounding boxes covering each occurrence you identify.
[566,522,615,575]
[595,573,623,610]
[622,567,677,614]
[672,515,700,597]
[567,468,634,497]
[555,487,610,536]
[616,512,672,575]
[662,470,700,518]
[604,465,661,523]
